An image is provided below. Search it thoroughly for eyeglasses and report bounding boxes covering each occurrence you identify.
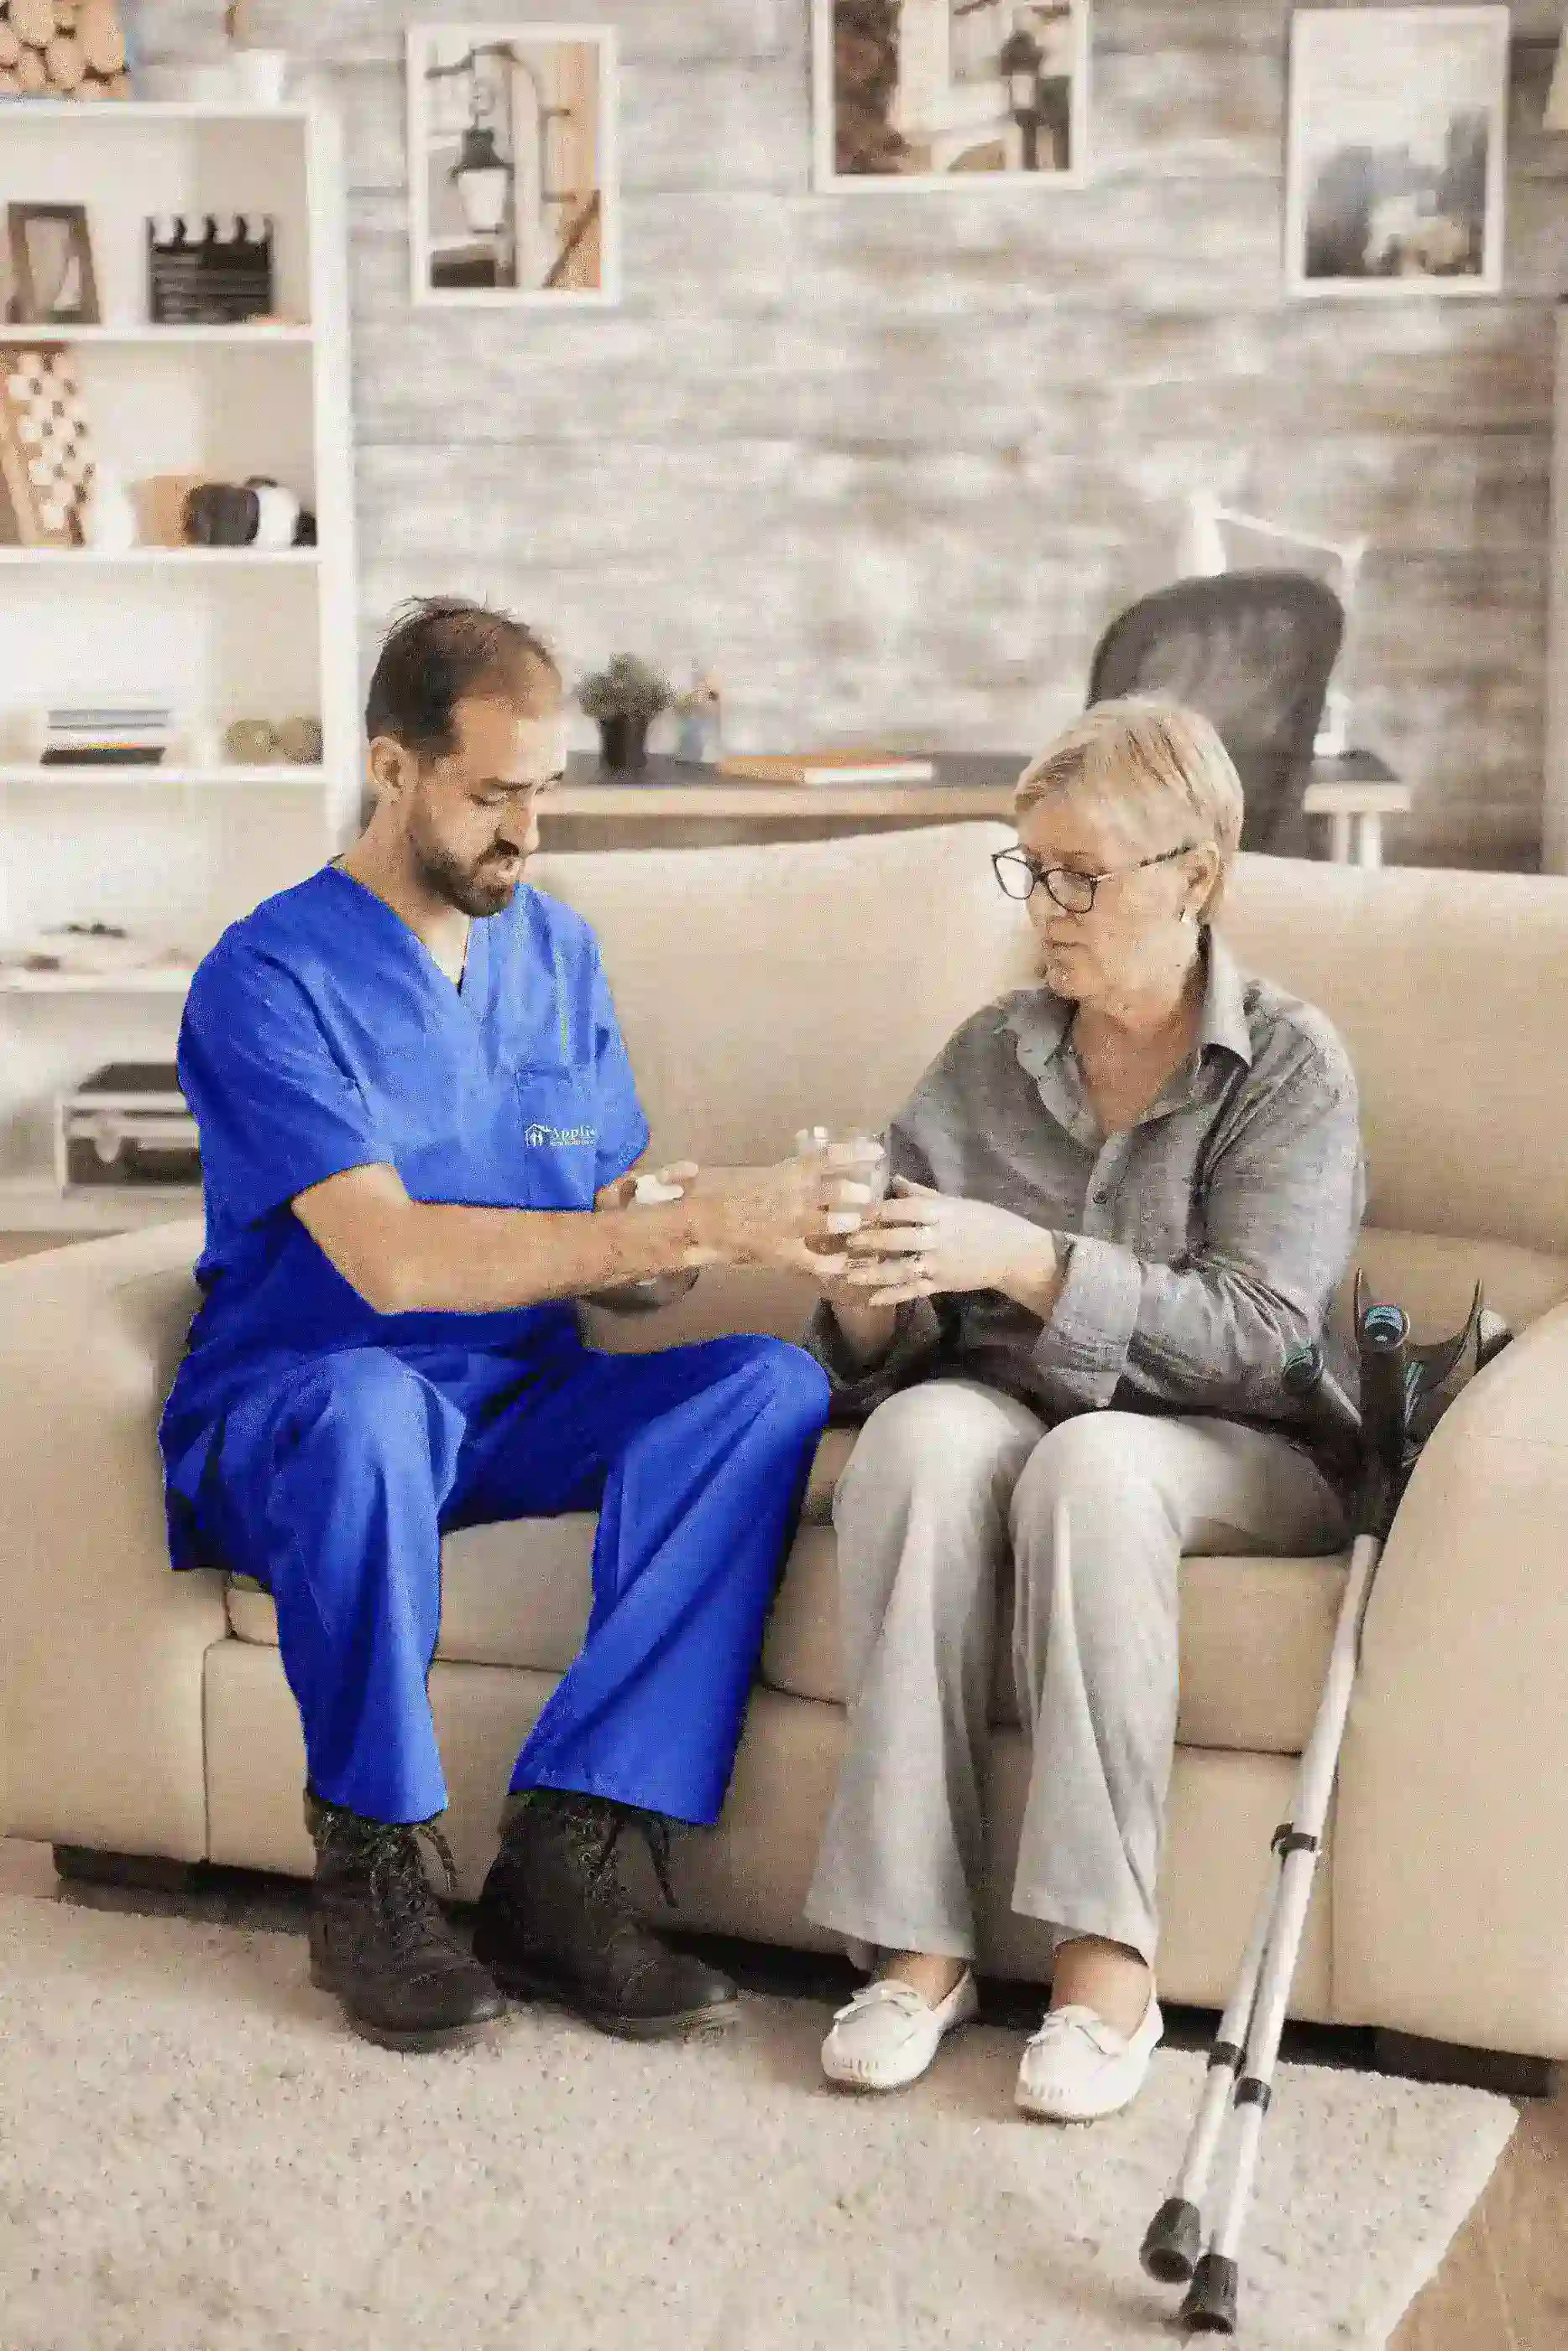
[991,841,1200,915]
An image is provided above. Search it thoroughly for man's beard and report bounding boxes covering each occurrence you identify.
[412,832,523,918]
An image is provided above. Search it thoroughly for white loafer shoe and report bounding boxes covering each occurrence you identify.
[821,1969,979,2092]
[1015,1991,1163,2123]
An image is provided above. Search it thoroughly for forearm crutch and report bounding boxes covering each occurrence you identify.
[1137,1275,1508,2337]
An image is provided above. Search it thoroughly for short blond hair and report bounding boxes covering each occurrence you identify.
[1014,698,1244,924]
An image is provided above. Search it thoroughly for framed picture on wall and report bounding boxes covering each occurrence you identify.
[1284,6,1509,298]
[406,23,620,306]
[812,0,1091,192]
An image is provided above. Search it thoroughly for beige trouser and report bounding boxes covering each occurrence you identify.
[804,1379,1347,1971]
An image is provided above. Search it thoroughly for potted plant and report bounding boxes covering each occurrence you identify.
[578,653,672,772]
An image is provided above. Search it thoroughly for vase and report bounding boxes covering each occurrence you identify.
[598,715,650,772]
[84,465,139,553]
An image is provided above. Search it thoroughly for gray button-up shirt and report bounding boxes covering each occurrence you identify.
[806,925,1366,1469]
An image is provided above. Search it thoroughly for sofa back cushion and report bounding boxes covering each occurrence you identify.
[1220,856,1568,1261]
[543,829,1568,1341]
[530,822,1036,1167]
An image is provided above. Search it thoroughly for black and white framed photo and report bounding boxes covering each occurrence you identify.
[1285,6,1509,298]
[812,1,1090,193]
[406,23,620,306]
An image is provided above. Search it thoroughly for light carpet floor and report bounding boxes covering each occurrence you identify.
[0,1898,1518,2351]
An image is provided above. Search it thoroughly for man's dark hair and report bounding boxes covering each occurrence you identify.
[364,597,559,762]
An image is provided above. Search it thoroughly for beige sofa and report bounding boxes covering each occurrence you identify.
[4,822,1568,2072]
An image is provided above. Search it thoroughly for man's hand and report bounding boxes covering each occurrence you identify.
[594,1161,700,1215]
[839,1176,1064,1312]
[585,1161,703,1310]
[685,1144,883,1275]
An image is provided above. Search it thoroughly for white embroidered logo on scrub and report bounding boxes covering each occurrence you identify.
[525,1123,595,1148]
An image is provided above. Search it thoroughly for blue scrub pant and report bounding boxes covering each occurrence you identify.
[192,1333,831,1827]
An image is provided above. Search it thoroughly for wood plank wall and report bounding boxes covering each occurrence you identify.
[143,3,1568,869]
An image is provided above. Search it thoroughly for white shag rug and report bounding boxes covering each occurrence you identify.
[0,1898,1517,2351]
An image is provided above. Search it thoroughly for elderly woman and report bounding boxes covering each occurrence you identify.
[800,699,1364,2123]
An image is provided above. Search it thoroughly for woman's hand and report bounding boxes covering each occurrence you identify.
[841,1177,1063,1312]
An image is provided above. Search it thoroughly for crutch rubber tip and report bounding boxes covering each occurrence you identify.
[1140,2198,1202,2285]
[1180,2254,1239,2335]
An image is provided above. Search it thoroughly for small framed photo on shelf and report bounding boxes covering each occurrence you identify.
[1284,5,1509,298]
[406,22,621,306]
[5,205,100,327]
[812,0,1091,194]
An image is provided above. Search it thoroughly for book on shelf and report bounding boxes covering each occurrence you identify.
[714,751,938,787]
[41,704,171,766]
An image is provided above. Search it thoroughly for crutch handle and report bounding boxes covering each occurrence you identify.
[1355,1298,1412,1539]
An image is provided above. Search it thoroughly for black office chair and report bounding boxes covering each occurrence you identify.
[1086,570,1345,855]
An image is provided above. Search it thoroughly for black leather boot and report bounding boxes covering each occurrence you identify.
[472,1790,738,2040]
[306,1792,505,2053]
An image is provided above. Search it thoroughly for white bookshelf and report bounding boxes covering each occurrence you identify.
[0,99,359,1229]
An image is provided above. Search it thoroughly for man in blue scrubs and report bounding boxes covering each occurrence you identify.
[159,598,875,2054]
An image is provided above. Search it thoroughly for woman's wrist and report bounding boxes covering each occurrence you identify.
[997,1227,1067,1322]
[825,1288,900,1365]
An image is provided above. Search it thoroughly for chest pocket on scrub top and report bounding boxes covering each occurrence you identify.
[515,1062,600,1212]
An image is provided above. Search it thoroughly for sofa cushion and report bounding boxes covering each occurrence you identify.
[225,1426,1349,1757]
[761,1526,1350,1754]
[225,1423,856,1662]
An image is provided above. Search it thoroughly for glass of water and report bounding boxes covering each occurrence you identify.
[795,1125,889,1252]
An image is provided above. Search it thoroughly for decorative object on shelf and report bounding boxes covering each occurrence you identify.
[223,2,288,105]
[1285,6,1509,298]
[672,668,723,765]
[147,214,274,327]
[41,702,170,765]
[1,919,177,977]
[221,714,322,767]
[82,461,137,552]
[0,343,93,547]
[128,471,205,548]
[182,476,316,548]
[812,0,1090,191]
[0,0,132,101]
[5,203,99,327]
[578,653,672,772]
[55,1062,201,1193]
[406,24,621,306]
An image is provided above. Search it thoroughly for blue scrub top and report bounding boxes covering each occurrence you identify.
[159,864,651,1562]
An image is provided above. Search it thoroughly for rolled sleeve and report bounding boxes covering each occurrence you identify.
[178,943,389,1227]
[1033,1040,1364,1416]
[1035,1235,1143,1408]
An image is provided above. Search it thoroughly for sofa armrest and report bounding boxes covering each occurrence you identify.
[1333,1299,1568,2055]
[0,1221,225,1861]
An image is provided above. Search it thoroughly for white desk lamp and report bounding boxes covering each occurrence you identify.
[1181,492,1368,756]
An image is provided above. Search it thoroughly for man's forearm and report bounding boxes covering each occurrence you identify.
[374,1198,715,1316]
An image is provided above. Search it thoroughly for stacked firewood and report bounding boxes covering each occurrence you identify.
[833,0,912,175]
[0,0,131,99]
